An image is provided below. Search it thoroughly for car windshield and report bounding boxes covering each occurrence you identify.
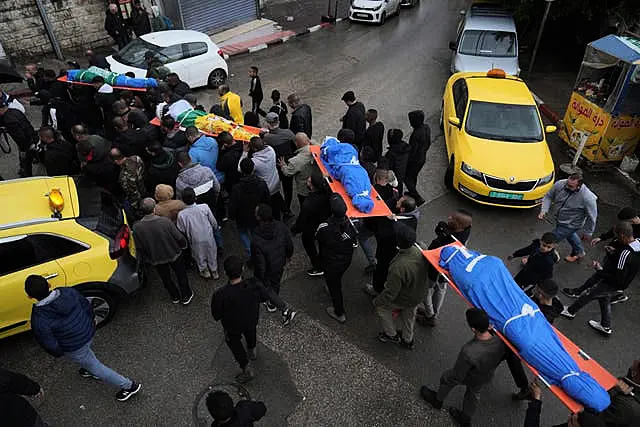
[465,101,543,142]
[459,30,516,57]
[74,176,124,238]
[113,38,159,68]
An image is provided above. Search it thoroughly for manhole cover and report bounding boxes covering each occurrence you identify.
[193,383,251,426]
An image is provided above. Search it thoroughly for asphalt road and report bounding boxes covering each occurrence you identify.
[2,1,639,426]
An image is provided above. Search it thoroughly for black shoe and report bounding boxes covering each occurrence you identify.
[79,368,100,380]
[377,332,401,344]
[512,387,533,401]
[182,291,194,305]
[306,268,324,277]
[419,386,442,409]
[610,293,629,305]
[561,287,582,298]
[449,407,471,427]
[116,382,142,401]
[282,309,297,326]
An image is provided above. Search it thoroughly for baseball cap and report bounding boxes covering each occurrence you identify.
[265,111,279,123]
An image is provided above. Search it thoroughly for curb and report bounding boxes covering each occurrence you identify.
[531,91,562,124]
[223,18,344,59]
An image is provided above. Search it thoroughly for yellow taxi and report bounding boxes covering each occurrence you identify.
[441,69,556,208]
[0,176,141,339]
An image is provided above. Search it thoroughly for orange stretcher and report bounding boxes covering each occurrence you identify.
[57,75,147,92]
[309,145,392,218]
[149,117,262,142]
[423,243,617,413]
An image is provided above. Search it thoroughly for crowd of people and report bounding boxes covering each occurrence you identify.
[1,49,639,426]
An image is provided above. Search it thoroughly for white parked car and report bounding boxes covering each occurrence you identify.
[106,30,228,88]
[349,0,401,25]
[449,4,520,76]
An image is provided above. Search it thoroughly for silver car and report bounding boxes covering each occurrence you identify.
[449,4,520,76]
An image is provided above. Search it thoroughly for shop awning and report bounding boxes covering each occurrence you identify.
[589,34,640,64]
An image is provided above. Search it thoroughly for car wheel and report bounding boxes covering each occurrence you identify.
[444,157,454,189]
[379,12,387,25]
[208,68,227,89]
[82,289,117,328]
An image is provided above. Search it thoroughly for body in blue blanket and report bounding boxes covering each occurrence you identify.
[508,232,560,292]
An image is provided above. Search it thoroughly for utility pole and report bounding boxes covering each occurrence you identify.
[528,0,554,74]
[34,0,63,60]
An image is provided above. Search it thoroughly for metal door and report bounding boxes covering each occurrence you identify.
[179,0,258,34]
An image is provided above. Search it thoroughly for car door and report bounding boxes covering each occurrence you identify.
[447,78,469,159]
[0,234,67,338]
[157,43,189,84]
[181,42,211,88]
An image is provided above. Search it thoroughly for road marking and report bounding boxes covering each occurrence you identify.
[308,25,322,32]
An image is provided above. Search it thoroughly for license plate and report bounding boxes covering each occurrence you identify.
[489,191,523,200]
[354,13,369,18]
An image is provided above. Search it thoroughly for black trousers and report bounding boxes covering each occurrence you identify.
[269,192,284,221]
[567,277,617,328]
[155,255,191,300]
[297,194,306,211]
[278,170,294,214]
[225,327,257,370]
[505,348,529,390]
[251,99,266,117]
[18,149,37,177]
[302,230,321,270]
[405,162,425,204]
[372,238,399,293]
[254,280,287,311]
[324,265,349,316]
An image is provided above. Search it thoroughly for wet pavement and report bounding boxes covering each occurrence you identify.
[1,0,639,426]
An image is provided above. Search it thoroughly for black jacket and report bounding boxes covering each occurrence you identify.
[43,138,79,177]
[104,10,126,38]
[407,110,431,170]
[0,108,37,151]
[211,400,267,427]
[263,128,295,161]
[164,129,189,151]
[211,279,261,333]
[168,80,191,97]
[269,101,288,129]
[228,175,271,228]
[384,141,411,186]
[113,128,147,158]
[532,295,563,325]
[596,239,640,290]
[512,239,559,287]
[130,6,151,36]
[88,53,110,70]
[251,221,294,288]
[427,226,471,281]
[80,136,120,195]
[249,76,263,102]
[315,217,357,270]
[146,149,178,194]
[217,142,244,192]
[362,121,385,160]
[290,104,313,138]
[342,101,366,144]
[291,189,331,235]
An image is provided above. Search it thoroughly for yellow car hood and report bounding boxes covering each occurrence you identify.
[460,135,554,180]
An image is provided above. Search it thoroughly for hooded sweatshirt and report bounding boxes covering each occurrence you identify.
[228,174,271,228]
[189,135,225,184]
[175,162,220,200]
[30,288,95,357]
[541,180,598,235]
[407,110,431,168]
[384,131,411,188]
[251,220,294,289]
[239,147,281,195]
[154,184,186,223]
[146,148,178,194]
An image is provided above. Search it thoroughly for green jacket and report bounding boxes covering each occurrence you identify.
[280,145,314,196]
[374,245,429,308]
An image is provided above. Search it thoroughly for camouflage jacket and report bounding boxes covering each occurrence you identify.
[119,155,146,207]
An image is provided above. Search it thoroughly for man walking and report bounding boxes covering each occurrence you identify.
[0,100,38,177]
[133,198,193,304]
[561,221,640,335]
[340,91,366,146]
[104,3,129,50]
[362,109,385,160]
[420,308,506,427]
[405,110,431,207]
[278,132,315,209]
[248,66,266,117]
[25,275,141,401]
[287,93,312,138]
[39,126,79,176]
[263,112,296,218]
[239,136,283,220]
[374,223,428,349]
[539,172,597,262]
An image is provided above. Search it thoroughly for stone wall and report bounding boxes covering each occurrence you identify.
[0,0,112,61]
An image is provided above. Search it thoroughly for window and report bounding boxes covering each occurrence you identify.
[452,79,468,119]
[465,101,543,142]
[157,44,185,64]
[184,42,208,59]
[74,176,124,238]
[459,30,516,58]
[0,234,88,276]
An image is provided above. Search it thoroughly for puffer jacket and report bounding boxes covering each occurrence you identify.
[228,174,271,228]
[541,180,598,235]
[30,288,95,357]
[240,147,281,195]
[189,135,224,184]
[251,220,294,289]
[175,162,220,200]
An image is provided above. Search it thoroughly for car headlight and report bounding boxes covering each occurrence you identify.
[373,4,382,10]
[461,162,484,181]
[538,171,554,186]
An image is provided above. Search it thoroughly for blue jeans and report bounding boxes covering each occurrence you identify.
[356,221,376,266]
[214,227,224,249]
[65,340,132,389]
[237,226,252,256]
[553,224,585,256]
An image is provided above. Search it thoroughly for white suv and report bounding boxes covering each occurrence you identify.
[449,4,520,76]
